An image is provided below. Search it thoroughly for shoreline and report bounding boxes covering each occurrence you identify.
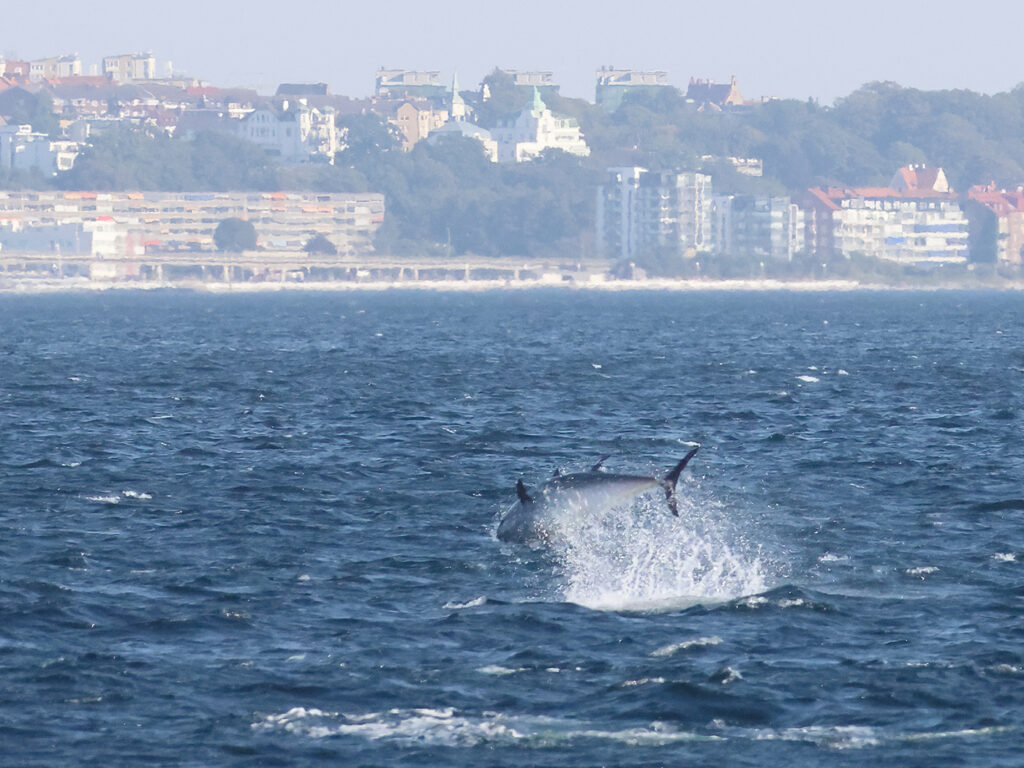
[3,275,1024,295]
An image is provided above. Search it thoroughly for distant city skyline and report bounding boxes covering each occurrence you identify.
[7,0,1024,103]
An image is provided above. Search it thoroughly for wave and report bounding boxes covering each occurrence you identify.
[253,706,710,747]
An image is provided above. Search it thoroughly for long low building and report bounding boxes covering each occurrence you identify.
[0,190,385,257]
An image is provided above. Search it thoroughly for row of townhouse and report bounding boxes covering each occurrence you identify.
[0,191,385,257]
[598,164,980,268]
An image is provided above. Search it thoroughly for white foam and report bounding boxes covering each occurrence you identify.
[905,566,939,576]
[442,596,487,611]
[85,494,121,504]
[993,553,1016,562]
[796,375,820,383]
[818,553,849,563]
[754,725,881,749]
[254,707,710,747]
[122,490,152,500]
[477,665,524,676]
[556,493,769,612]
[650,636,722,657]
[620,677,665,687]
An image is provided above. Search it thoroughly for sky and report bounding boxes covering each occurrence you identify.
[6,0,1024,104]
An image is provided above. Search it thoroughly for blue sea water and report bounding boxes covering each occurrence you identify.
[2,288,1024,766]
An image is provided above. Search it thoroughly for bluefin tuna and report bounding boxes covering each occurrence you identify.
[497,448,700,544]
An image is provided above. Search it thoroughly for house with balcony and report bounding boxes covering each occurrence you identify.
[805,165,968,265]
[237,100,338,163]
[711,195,805,261]
[597,167,712,262]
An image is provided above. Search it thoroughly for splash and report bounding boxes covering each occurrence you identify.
[554,492,769,611]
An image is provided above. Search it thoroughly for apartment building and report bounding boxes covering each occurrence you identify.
[805,166,968,265]
[711,195,805,261]
[374,69,446,100]
[597,167,712,261]
[966,184,1024,266]
[0,124,81,174]
[29,54,82,81]
[103,53,156,82]
[0,191,385,256]
[595,67,669,111]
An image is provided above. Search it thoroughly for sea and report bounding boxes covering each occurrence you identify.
[2,288,1023,767]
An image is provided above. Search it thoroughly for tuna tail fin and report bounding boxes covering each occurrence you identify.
[661,447,700,516]
[516,479,533,504]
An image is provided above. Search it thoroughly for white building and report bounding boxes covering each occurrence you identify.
[29,54,81,81]
[711,195,805,261]
[806,166,968,265]
[103,53,156,82]
[596,166,646,261]
[237,101,338,163]
[597,167,712,261]
[0,124,81,175]
[490,88,589,163]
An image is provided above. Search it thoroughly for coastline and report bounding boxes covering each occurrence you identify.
[3,275,1024,295]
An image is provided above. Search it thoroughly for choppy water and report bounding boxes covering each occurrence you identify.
[2,289,1023,766]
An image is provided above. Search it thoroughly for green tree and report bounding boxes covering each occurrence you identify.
[303,233,337,255]
[214,218,257,252]
[336,113,402,163]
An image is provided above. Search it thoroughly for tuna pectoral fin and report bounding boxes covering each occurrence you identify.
[516,479,533,504]
[661,447,700,516]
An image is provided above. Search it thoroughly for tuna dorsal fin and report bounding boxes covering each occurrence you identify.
[516,479,533,504]
[590,454,611,472]
[662,447,700,516]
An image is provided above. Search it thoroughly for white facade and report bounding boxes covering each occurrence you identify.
[597,168,712,260]
[29,55,82,81]
[490,89,589,163]
[0,191,385,256]
[0,125,81,175]
[833,197,968,264]
[237,102,338,163]
[712,195,805,260]
[103,53,156,82]
[596,166,646,261]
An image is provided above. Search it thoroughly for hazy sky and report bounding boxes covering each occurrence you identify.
[7,0,1024,103]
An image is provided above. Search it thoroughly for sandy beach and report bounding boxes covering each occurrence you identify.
[3,274,1023,294]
